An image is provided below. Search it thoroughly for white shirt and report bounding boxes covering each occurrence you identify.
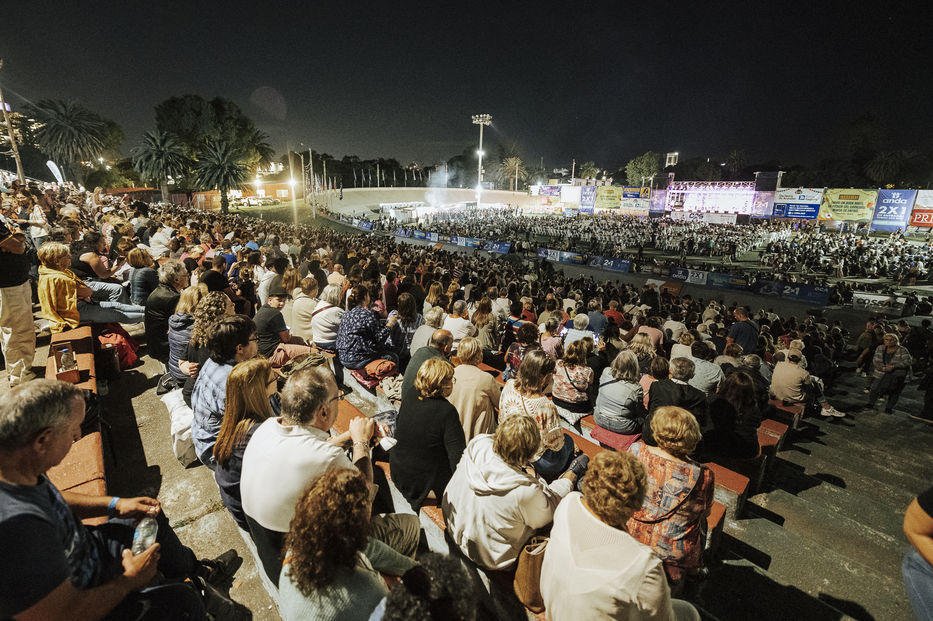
[240,418,353,532]
[442,315,477,350]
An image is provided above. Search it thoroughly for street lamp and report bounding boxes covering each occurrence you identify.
[472,114,492,207]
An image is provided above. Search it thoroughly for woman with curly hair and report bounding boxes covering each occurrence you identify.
[179,291,232,406]
[628,406,714,591]
[166,284,208,386]
[540,451,700,621]
[279,468,393,620]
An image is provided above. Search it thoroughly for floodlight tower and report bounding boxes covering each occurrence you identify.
[472,114,492,207]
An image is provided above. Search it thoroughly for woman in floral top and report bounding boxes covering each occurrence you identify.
[551,339,594,425]
[627,406,714,590]
[502,323,540,381]
[336,285,399,370]
[499,349,575,479]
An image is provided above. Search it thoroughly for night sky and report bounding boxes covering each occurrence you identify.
[3,1,932,169]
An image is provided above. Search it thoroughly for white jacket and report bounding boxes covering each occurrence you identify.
[442,434,572,570]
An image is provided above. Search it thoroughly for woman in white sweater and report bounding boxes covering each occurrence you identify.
[442,415,587,570]
[540,451,700,621]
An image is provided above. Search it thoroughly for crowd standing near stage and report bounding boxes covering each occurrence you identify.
[2,175,933,620]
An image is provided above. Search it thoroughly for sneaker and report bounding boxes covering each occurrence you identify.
[909,412,933,425]
[196,576,252,621]
[821,406,846,418]
[198,549,242,587]
[858,371,868,378]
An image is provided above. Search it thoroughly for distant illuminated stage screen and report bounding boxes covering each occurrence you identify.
[665,181,756,215]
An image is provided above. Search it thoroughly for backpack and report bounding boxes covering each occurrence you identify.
[98,323,140,370]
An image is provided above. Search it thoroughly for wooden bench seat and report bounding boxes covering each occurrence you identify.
[705,501,727,556]
[46,326,97,394]
[703,462,749,520]
[47,432,107,525]
[768,398,805,430]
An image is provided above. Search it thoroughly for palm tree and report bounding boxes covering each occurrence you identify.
[132,131,190,202]
[865,151,910,187]
[725,149,746,179]
[497,156,527,191]
[196,140,247,213]
[579,160,600,179]
[26,99,107,180]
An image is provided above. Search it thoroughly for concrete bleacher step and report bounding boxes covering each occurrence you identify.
[701,559,856,621]
[777,449,918,513]
[722,513,911,620]
[779,445,926,506]
[749,488,908,578]
[769,460,910,541]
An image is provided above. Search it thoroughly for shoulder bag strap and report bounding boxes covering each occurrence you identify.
[311,304,335,318]
[631,468,703,524]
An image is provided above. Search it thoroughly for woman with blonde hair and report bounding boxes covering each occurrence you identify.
[628,406,715,590]
[470,297,501,361]
[444,415,586,570]
[448,336,502,441]
[629,332,658,374]
[214,357,277,531]
[541,451,700,621]
[670,332,695,361]
[391,357,466,510]
[127,247,158,305]
[290,277,319,343]
[423,281,448,314]
[167,284,209,385]
[179,291,232,406]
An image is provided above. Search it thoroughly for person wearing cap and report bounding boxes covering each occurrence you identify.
[254,281,313,367]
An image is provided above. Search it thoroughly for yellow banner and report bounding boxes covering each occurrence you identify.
[594,186,623,209]
[818,188,878,222]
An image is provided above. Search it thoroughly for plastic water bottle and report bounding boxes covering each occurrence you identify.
[131,516,158,555]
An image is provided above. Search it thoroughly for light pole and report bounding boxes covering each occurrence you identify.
[472,114,492,207]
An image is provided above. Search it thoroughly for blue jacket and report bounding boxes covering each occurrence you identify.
[167,313,195,381]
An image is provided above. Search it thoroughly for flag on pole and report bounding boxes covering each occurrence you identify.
[393,169,396,186]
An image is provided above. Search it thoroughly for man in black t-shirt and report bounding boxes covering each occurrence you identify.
[0,380,245,619]
[903,486,933,620]
[0,217,36,386]
[200,256,229,292]
[254,282,312,367]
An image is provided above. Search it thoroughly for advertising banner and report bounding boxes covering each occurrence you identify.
[394,227,412,238]
[580,186,597,211]
[588,256,632,273]
[538,248,584,264]
[594,186,624,209]
[413,230,426,240]
[539,185,562,196]
[852,292,906,315]
[751,191,774,218]
[818,188,878,222]
[754,280,831,305]
[358,220,373,231]
[706,272,750,290]
[772,188,823,219]
[669,212,737,225]
[482,241,512,254]
[870,189,916,231]
[622,187,642,198]
[619,197,650,216]
[669,267,709,286]
[909,190,933,227]
[425,232,439,242]
[561,185,582,206]
[649,189,667,213]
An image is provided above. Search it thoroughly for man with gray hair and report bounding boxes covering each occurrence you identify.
[240,366,419,585]
[403,329,454,402]
[144,258,189,364]
[442,300,477,352]
[0,380,243,619]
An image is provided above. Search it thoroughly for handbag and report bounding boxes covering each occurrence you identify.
[513,535,549,613]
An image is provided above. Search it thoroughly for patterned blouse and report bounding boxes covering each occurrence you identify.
[626,442,715,583]
[551,361,593,404]
[499,380,564,461]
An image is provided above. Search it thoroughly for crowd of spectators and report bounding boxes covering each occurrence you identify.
[2,173,933,620]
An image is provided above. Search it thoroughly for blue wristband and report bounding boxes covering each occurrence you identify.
[108,496,120,517]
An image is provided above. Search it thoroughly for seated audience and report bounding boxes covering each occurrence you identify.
[391,358,466,510]
[499,349,575,479]
[336,285,400,370]
[447,337,501,441]
[127,247,159,306]
[628,407,715,590]
[191,315,258,469]
[402,329,453,402]
[378,553,476,621]
[770,352,846,418]
[213,357,277,531]
[645,357,708,445]
[688,341,724,396]
[670,332,695,360]
[289,276,319,343]
[145,258,189,365]
[502,322,541,381]
[279,469,416,621]
[166,284,208,387]
[179,292,231,406]
[310,284,345,351]
[594,349,646,435]
[541,451,701,621]
[629,332,658,374]
[410,305,445,356]
[0,380,243,619]
[640,356,670,409]
[254,282,312,367]
[562,312,592,347]
[539,317,564,360]
[551,338,596,425]
[442,299,477,352]
[443,415,587,570]
[696,371,762,462]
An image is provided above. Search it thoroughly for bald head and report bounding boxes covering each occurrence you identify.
[430,329,454,356]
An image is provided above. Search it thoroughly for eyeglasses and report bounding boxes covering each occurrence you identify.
[248,335,259,342]
[328,391,345,404]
